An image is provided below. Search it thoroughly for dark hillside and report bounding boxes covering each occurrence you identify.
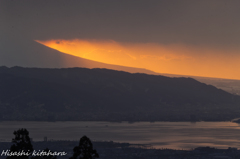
[0,66,239,121]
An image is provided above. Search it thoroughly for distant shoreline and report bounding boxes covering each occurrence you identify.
[1,140,240,159]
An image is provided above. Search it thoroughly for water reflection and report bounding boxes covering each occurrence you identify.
[1,121,240,149]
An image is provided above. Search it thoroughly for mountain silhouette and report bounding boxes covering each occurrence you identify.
[0,67,239,121]
[0,39,156,74]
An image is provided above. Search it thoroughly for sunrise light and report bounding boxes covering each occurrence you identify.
[36,39,240,80]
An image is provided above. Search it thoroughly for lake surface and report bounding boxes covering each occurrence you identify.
[1,121,240,149]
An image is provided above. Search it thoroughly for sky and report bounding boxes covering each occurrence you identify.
[1,0,240,79]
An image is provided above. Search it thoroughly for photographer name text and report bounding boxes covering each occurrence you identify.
[1,150,67,157]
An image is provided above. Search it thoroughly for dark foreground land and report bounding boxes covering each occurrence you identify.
[0,140,239,159]
[1,67,240,122]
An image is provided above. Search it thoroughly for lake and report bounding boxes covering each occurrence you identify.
[1,121,240,150]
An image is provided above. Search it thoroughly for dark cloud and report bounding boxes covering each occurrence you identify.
[1,0,240,72]
[1,0,240,47]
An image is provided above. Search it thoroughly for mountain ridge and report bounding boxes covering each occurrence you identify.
[0,66,240,121]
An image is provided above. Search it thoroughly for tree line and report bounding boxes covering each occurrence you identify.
[3,128,99,159]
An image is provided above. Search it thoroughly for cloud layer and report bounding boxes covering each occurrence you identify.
[1,0,240,79]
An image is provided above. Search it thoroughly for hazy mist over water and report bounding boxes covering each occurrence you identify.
[1,121,240,150]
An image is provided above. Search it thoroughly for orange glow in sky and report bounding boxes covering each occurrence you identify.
[36,39,240,80]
